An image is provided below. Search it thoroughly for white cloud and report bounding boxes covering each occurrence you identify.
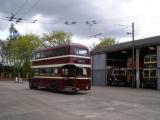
[0,30,9,40]
[72,36,100,48]
[15,14,46,36]
[1,0,160,46]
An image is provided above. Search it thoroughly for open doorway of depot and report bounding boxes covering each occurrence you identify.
[106,46,157,89]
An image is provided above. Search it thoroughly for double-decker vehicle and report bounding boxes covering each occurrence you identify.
[107,67,127,87]
[29,43,91,92]
[142,54,157,88]
[107,59,127,86]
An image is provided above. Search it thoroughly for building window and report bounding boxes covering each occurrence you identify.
[144,55,157,64]
[144,57,150,63]
[150,69,156,78]
[143,69,157,78]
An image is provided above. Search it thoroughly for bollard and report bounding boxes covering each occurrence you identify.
[15,77,18,82]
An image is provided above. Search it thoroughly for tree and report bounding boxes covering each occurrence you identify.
[90,37,118,50]
[5,34,42,78]
[42,31,72,47]
[9,23,19,40]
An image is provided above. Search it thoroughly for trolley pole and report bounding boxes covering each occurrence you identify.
[132,22,135,88]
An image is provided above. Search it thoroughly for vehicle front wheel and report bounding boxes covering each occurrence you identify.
[29,82,35,89]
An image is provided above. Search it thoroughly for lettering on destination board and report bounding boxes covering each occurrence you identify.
[78,59,85,63]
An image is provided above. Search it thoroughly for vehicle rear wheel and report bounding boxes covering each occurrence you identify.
[49,81,59,92]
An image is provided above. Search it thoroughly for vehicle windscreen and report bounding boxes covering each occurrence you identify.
[75,48,88,56]
[62,66,87,77]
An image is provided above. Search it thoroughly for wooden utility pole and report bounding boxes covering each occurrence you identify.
[132,22,135,88]
[127,22,135,88]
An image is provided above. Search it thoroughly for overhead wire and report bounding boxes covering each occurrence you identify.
[22,0,41,18]
[14,0,28,16]
[1,11,160,39]
[11,0,41,23]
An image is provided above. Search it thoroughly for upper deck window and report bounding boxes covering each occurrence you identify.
[32,52,41,60]
[36,52,41,59]
[32,47,68,60]
[75,48,88,56]
[32,53,36,60]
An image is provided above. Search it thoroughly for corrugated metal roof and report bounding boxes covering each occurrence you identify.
[91,35,160,55]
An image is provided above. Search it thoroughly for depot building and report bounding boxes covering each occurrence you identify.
[91,36,160,90]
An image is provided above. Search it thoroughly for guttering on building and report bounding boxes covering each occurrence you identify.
[91,36,160,90]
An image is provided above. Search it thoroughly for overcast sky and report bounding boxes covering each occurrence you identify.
[0,0,160,46]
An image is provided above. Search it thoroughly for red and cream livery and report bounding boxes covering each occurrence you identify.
[29,43,91,92]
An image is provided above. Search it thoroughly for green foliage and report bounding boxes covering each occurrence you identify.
[4,30,72,78]
[9,23,19,40]
[89,42,97,50]
[5,34,42,77]
[91,37,117,50]
[42,31,72,47]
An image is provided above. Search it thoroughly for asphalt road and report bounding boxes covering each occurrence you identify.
[0,81,160,120]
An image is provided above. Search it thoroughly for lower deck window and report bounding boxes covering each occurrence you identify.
[33,69,39,76]
[33,66,88,77]
[33,68,58,76]
[61,67,87,77]
[39,68,50,76]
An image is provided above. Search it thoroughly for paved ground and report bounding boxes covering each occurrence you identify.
[0,81,160,120]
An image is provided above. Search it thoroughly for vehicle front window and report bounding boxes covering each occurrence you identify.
[62,69,69,76]
[36,52,41,59]
[75,48,88,56]
[41,52,47,58]
[32,53,36,60]
[76,67,87,76]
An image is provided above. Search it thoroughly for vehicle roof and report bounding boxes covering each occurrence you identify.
[33,43,88,53]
